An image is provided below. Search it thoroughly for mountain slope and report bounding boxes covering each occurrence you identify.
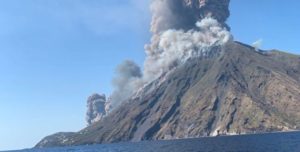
[36,41,300,148]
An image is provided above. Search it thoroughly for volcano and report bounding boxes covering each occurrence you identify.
[36,41,300,148]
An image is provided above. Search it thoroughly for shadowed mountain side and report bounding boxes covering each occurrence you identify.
[36,42,300,148]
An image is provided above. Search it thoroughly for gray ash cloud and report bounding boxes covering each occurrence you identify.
[86,94,108,125]
[150,0,230,34]
[109,0,232,109]
[110,60,142,107]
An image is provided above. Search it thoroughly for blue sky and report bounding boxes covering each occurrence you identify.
[0,0,299,151]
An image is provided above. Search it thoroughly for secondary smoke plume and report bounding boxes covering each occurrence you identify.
[86,94,108,125]
[110,60,142,107]
[252,39,263,51]
[109,0,232,109]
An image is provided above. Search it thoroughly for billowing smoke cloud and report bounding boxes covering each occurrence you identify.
[108,0,232,109]
[144,0,231,81]
[144,17,231,81]
[150,0,230,34]
[86,94,108,125]
[110,60,143,107]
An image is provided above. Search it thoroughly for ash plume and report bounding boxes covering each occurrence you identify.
[144,17,232,81]
[150,0,230,34]
[109,0,232,109]
[110,60,143,107]
[86,94,107,125]
[144,0,232,81]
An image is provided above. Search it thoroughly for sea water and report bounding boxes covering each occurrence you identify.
[5,131,300,152]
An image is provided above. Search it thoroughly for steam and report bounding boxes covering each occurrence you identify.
[109,0,232,109]
[252,39,263,51]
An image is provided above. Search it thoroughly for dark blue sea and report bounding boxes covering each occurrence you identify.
[5,132,300,152]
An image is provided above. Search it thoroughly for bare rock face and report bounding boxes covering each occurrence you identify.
[86,94,107,126]
[35,132,76,148]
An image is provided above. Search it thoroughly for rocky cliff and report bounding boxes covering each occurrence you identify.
[36,42,300,148]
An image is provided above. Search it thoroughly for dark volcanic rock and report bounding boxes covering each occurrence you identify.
[36,42,300,148]
[35,132,76,148]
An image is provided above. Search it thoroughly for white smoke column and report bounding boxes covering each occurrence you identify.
[150,0,174,34]
[110,60,142,108]
[144,17,232,81]
[252,39,263,51]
